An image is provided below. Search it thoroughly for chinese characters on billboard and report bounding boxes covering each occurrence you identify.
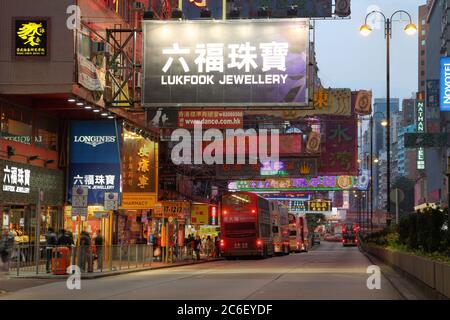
[14,18,49,58]
[121,129,158,209]
[142,20,309,107]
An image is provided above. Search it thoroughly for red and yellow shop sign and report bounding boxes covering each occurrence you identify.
[121,129,158,210]
[153,201,190,219]
[191,204,209,225]
[120,193,157,210]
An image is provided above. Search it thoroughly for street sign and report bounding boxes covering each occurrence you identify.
[72,207,88,216]
[72,186,88,207]
[104,192,119,210]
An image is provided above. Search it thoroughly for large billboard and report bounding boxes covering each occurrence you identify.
[68,121,121,205]
[121,129,158,209]
[142,19,309,107]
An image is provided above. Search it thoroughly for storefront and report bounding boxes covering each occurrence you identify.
[0,159,64,244]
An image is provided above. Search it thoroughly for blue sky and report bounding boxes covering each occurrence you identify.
[315,0,426,103]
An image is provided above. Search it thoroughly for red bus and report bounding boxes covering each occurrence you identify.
[220,192,274,258]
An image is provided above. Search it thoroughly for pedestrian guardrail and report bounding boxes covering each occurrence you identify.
[8,244,219,276]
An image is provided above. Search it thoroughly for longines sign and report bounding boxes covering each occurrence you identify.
[73,135,116,147]
[142,19,309,107]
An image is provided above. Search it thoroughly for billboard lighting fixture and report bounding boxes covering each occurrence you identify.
[93,109,100,113]
[68,97,76,103]
[287,5,298,17]
[101,112,108,117]
[107,114,115,119]
[228,8,240,19]
[76,101,84,106]
[84,105,92,110]
[171,8,183,19]
[200,8,212,18]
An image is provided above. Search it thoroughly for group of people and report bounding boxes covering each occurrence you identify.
[184,234,221,260]
[44,228,103,273]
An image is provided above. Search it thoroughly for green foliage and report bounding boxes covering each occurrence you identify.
[364,206,449,257]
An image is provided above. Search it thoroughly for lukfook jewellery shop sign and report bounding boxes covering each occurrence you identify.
[2,164,31,194]
[142,19,310,107]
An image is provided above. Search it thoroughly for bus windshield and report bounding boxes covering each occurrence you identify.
[222,194,252,208]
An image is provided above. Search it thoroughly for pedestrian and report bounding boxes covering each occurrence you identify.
[194,235,201,261]
[206,235,213,259]
[45,228,57,273]
[0,227,14,277]
[190,235,196,260]
[79,230,91,272]
[94,229,103,271]
[214,236,220,258]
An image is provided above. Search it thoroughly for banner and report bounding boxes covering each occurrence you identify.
[354,90,372,115]
[153,200,190,219]
[191,203,209,225]
[245,88,354,119]
[68,121,121,205]
[216,159,317,178]
[142,19,309,107]
[178,109,243,129]
[228,174,369,192]
[121,129,158,209]
[78,55,104,92]
[318,116,358,175]
[307,199,332,212]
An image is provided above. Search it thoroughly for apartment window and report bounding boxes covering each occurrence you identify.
[421,50,425,56]
[421,40,426,46]
[422,19,426,25]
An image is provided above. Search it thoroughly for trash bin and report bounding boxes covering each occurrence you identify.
[52,247,70,275]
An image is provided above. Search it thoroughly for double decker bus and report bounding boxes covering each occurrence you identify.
[288,213,309,253]
[220,192,274,258]
[270,201,290,255]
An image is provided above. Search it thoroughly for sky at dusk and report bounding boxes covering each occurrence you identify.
[315,0,427,105]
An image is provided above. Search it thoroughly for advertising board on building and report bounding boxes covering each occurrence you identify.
[191,203,209,225]
[121,129,158,209]
[13,17,49,59]
[68,121,121,205]
[440,57,450,112]
[0,159,64,205]
[142,19,309,107]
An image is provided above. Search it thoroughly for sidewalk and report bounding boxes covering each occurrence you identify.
[8,257,223,280]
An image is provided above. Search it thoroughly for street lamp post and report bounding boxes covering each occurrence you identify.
[360,10,416,227]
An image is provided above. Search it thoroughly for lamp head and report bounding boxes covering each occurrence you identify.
[404,23,417,36]
[381,119,388,127]
[359,24,372,37]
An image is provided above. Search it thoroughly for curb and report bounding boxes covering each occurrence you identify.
[10,258,224,280]
[360,246,446,300]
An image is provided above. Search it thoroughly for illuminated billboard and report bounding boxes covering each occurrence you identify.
[142,19,309,107]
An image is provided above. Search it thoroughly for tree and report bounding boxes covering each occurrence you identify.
[305,213,326,234]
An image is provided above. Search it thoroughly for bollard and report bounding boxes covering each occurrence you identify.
[16,245,21,276]
[136,245,138,268]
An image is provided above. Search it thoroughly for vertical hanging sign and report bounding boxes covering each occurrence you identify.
[416,100,425,170]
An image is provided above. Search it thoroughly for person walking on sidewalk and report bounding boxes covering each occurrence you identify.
[94,230,103,271]
[45,228,57,273]
[194,235,201,261]
[0,227,14,277]
[79,231,91,272]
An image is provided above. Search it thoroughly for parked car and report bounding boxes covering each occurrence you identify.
[313,233,321,245]
[334,233,343,242]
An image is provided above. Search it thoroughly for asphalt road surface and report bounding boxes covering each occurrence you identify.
[0,241,403,300]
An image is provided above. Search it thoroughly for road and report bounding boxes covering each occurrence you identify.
[0,241,403,300]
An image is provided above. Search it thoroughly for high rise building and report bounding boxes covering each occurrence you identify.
[418,5,429,94]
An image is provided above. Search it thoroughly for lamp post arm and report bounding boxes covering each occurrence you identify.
[390,10,413,24]
[364,10,387,25]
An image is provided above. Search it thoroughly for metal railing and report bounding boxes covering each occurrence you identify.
[8,243,220,276]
